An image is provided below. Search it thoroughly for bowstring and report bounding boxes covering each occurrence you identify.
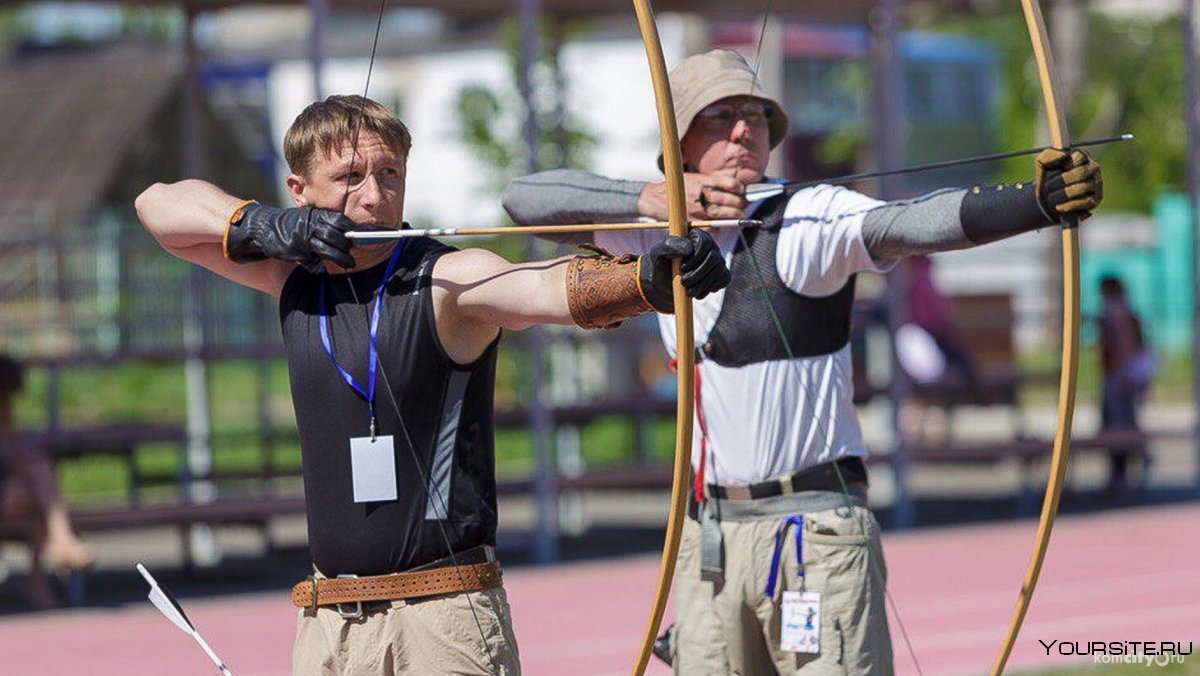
[748,0,774,96]
[726,6,926,674]
[331,0,499,670]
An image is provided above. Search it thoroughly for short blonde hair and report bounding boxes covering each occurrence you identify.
[283,95,412,177]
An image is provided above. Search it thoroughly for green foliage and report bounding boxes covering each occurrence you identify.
[456,86,518,181]
[453,14,597,192]
[119,7,182,42]
[938,10,1184,212]
[0,6,180,48]
[814,9,1185,210]
[1080,15,1188,211]
[810,62,872,169]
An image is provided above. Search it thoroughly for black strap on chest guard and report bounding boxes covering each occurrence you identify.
[699,193,856,367]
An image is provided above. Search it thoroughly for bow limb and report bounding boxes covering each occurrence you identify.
[630,0,694,674]
[990,2,1080,673]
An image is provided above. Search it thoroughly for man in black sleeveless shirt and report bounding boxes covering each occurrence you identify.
[136,95,730,675]
[501,50,1103,675]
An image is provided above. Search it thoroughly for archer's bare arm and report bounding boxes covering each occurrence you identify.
[135,180,293,296]
[431,248,575,364]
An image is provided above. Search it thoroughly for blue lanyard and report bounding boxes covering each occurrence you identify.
[764,514,804,598]
[317,243,404,436]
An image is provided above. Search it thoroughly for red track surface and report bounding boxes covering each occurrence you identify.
[1,504,1196,675]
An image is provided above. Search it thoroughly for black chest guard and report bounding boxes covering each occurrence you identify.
[700,193,856,367]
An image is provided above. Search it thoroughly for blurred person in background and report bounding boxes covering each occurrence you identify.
[1098,274,1155,493]
[903,255,984,398]
[0,354,96,608]
[136,95,727,675]
[894,254,988,446]
[502,48,1103,675]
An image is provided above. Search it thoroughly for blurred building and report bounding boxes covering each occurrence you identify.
[711,19,997,192]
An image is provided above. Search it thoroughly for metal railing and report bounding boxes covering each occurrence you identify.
[0,213,281,361]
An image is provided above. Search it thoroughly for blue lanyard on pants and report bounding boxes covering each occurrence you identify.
[764,514,804,598]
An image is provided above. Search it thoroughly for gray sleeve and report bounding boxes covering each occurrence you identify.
[501,169,644,225]
[860,188,972,263]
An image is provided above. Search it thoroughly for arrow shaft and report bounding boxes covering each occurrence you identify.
[192,633,233,676]
[346,219,759,241]
[747,133,1132,201]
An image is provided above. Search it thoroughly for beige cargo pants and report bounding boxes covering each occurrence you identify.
[292,585,520,675]
[673,505,893,675]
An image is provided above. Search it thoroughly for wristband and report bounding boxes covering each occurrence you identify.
[222,199,259,261]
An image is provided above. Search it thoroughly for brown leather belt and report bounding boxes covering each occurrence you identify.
[291,561,503,612]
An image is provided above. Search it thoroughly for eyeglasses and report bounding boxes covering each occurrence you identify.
[695,101,775,130]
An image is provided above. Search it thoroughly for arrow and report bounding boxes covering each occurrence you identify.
[137,563,234,676]
[745,133,1133,202]
[346,218,761,242]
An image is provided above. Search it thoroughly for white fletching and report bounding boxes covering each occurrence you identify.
[137,563,234,676]
[745,183,785,202]
[138,563,194,635]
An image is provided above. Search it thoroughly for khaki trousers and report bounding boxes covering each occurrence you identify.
[673,505,893,675]
[292,585,520,675]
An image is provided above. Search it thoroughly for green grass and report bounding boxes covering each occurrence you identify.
[1017,344,1191,404]
[11,358,303,502]
[22,344,1195,503]
[55,415,669,502]
[22,353,679,501]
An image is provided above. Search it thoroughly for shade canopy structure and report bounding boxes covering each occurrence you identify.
[0,46,180,227]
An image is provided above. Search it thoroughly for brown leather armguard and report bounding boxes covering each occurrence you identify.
[565,249,656,330]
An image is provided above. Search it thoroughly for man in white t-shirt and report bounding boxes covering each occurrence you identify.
[502,49,1102,675]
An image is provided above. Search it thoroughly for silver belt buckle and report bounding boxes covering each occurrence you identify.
[335,574,363,620]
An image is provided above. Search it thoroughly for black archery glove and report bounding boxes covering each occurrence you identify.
[638,228,731,312]
[960,148,1105,246]
[1035,147,1104,223]
[224,202,356,269]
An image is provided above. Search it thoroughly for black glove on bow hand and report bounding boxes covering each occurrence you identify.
[1035,147,1104,223]
[224,202,356,269]
[959,148,1104,246]
[638,228,731,312]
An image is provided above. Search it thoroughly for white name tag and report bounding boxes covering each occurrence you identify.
[781,591,821,654]
[350,435,398,503]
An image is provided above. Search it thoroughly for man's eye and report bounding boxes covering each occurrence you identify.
[701,109,735,126]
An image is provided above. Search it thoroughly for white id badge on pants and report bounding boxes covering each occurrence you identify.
[350,435,398,503]
[781,590,821,653]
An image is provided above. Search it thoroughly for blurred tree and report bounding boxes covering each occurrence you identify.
[454,14,597,194]
[812,9,1181,213]
[453,14,597,262]
[950,10,1183,213]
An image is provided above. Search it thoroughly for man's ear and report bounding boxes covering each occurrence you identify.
[285,174,308,207]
